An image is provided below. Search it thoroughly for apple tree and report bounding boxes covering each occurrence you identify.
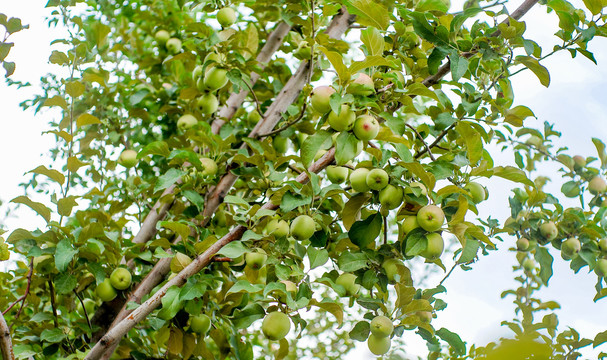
[2,0,607,359]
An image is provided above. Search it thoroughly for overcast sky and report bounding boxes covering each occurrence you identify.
[1,1,607,359]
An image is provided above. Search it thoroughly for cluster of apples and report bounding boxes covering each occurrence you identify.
[95,267,132,302]
[366,315,395,355]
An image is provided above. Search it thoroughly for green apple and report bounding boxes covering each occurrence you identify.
[327,104,356,132]
[177,114,198,130]
[522,258,535,272]
[165,38,182,54]
[189,314,212,335]
[370,315,393,338]
[406,181,428,196]
[76,298,96,317]
[196,93,219,114]
[595,259,607,277]
[155,30,170,45]
[599,238,607,251]
[572,155,586,170]
[171,252,193,273]
[589,176,607,195]
[381,258,402,283]
[539,221,558,240]
[118,149,138,168]
[401,216,420,236]
[420,232,444,260]
[349,168,370,192]
[367,334,391,356]
[379,184,404,210]
[245,251,267,270]
[192,65,203,82]
[561,237,581,258]
[336,273,360,296]
[247,109,262,124]
[266,219,289,238]
[326,165,349,184]
[353,115,380,141]
[366,169,389,191]
[199,157,218,176]
[417,311,432,323]
[290,215,316,240]
[347,73,375,96]
[310,86,335,114]
[261,311,291,340]
[464,182,487,203]
[516,237,530,251]
[96,278,118,302]
[216,7,237,27]
[416,205,445,232]
[203,67,229,91]
[110,267,132,290]
[272,136,288,153]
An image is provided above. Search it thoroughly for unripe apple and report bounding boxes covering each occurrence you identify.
[77,298,96,317]
[247,109,262,124]
[599,238,607,251]
[401,216,419,236]
[379,184,404,210]
[522,258,535,272]
[347,73,375,96]
[171,252,193,273]
[165,38,182,55]
[118,149,138,168]
[516,237,530,251]
[310,86,336,114]
[216,8,237,27]
[539,221,558,241]
[464,182,487,203]
[245,251,267,270]
[366,169,389,191]
[353,115,380,141]
[326,166,349,184]
[203,67,229,91]
[290,215,316,240]
[110,267,132,290]
[96,278,118,302]
[417,311,432,323]
[177,114,198,130]
[192,65,203,82]
[370,315,393,338]
[381,258,402,283]
[336,273,360,296]
[349,168,370,192]
[572,155,586,170]
[420,232,444,260]
[595,259,607,277]
[189,314,212,335]
[327,104,356,132]
[416,205,445,232]
[261,311,291,340]
[196,93,219,114]
[199,157,218,176]
[273,136,288,153]
[367,334,391,356]
[561,237,581,258]
[589,176,607,195]
[155,30,170,45]
[266,219,289,238]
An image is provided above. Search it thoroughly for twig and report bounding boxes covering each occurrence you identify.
[49,280,59,327]
[405,123,436,161]
[212,256,232,262]
[438,263,458,287]
[241,79,263,117]
[74,290,93,331]
[0,311,14,360]
[383,215,388,245]
[415,123,456,159]
[257,103,308,138]
[2,258,33,317]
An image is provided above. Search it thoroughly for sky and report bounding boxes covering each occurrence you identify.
[1,1,607,359]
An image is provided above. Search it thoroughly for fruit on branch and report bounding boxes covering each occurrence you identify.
[416,205,445,232]
[417,311,432,323]
[572,155,586,170]
[216,7,236,27]
[290,215,316,240]
[522,258,535,272]
[406,181,428,197]
[192,65,203,82]
[379,184,404,210]
[347,73,375,96]
[96,278,118,302]
[247,109,262,124]
[110,267,132,290]
[328,104,356,131]
[349,168,370,192]
[154,30,170,45]
[539,221,558,241]
[561,237,581,259]
[310,86,335,114]
[273,136,288,154]
[266,219,290,238]
[203,67,229,91]
[367,334,391,356]
[595,259,607,277]
[381,258,402,283]
[189,314,212,335]
[170,252,193,273]
[76,298,96,317]
[336,273,360,296]
[196,93,219,114]
[199,157,218,176]
[599,238,607,252]
[353,115,380,141]
[118,149,138,168]
[177,114,198,130]
[516,237,530,251]
[366,168,389,191]
[401,216,420,236]
[589,176,607,195]
[420,232,444,260]
[464,181,487,203]
[262,311,291,340]
[245,251,267,270]
[370,315,394,338]
[326,165,349,184]
[165,38,182,54]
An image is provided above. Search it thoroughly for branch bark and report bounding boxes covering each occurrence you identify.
[0,311,15,360]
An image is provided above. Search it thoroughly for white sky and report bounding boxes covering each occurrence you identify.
[1,1,607,359]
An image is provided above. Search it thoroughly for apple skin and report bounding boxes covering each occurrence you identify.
[353,115,380,141]
[464,182,487,203]
[189,314,212,334]
[96,278,118,302]
[266,219,289,238]
[196,93,219,114]
[516,237,530,251]
[118,149,138,168]
[370,316,394,338]
[245,252,267,270]
[290,215,316,240]
[539,221,558,241]
[347,73,375,96]
[401,216,420,236]
[381,258,402,283]
[420,232,444,260]
[199,157,218,176]
[165,38,182,55]
[110,268,132,290]
[589,176,607,195]
[416,205,445,232]
[177,114,198,130]
[247,109,262,124]
[379,184,404,210]
[171,252,193,273]
[203,67,229,91]
[336,273,360,296]
[599,238,607,252]
[367,334,391,356]
[595,259,607,277]
[327,104,356,132]
[273,136,288,153]
[261,312,291,340]
[216,7,237,27]
[310,86,336,114]
[326,166,349,184]
[561,237,581,258]
[417,311,432,323]
[572,155,586,170]
[522,258,535,272]
[366,169,389,191]
[349,168,370,192]
[155,30,170,45]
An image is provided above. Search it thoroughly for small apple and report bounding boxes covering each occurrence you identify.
[326,166,349,184]
[290,215,316,240]
[189,314,212,335]
[353,115,380,141]
[96,278,117,302]
[203,67,229,91]
[595,259,607,277]
[370,315,393,338]
[165,38,182,55]
[599,238,607,251]
[118,149,138,168]
[366,169,389,191]
[336,273,360,296]
[561,237,581,258]
[464,182,487,203]
[420,232,444,260]
[177,114,198,130]
[401,216,420,236]
[273,136,289,153]
[310,86,336,114]
[170,252,193,273]
[381,258,402,283]
[216,7,237,27]
[539,221,558,240]
[416,205,445,232]
[327,104,356,132]
[196,93,219,114]
[247,109,262,124]
[266,219,289,238]
[76,298,96,317]
[192,65,203,82]
[110,268,132,290]
[155,30,170,45]
[349,168,370,192]
[589,176,607,195]
[245,251,267,270]
[347,73,375,96]
[379,184,404,210]
[367,334,391,356]
[199,157,218,176]
[417,311,432,323]
[522,258,535,272]
[261,311,291,340]
[516,237,530,251]
[572,155,586,170]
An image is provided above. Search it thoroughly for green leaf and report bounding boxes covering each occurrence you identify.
[280,191,312,213]
[310,299,344,326]
[492,166,535,186]
[301,130,332,167]
[159,221,191,242]
[307,247,329,269]
[55,239,78,272]
[49,50,68,65]
[534,247,554,285]
[55,272,78,294]
[416,0,450,13]
[231,303,265,329]
[405,82,439,101]
[217,241,248,258]
[451,8,483,34]
[360,27,384,57]
[344,0,390,30]
[179,278,206,301]
[139,140,171,158]
[400,162,436,191]
[57,196,78,217]
[436,328,466,355]
[335,132,360,165]
[342,193,372,230]
[158,286,184,320]
[592,138,607,167]
[594,330,607,348]
[43,95,68,110]
[409,12,450,47]
[318,46,349,84]
[348,212,382,248]
[227,280,264,294]
[225,195,251,209]
[582,0,602,15]
[458,238,479,264]
[154,168,186,192]
[183,190,205,212]
[337,251,368,272]
[349,321,370,341]
[456,122,483,164]
[349,55,398,74]
[504,105,535,127]
[40,328,67,343]
[28,165,65,185]
[450,54,468,81]
[11,196,51,223]
[516,56,550,87]
[76,113,102,127]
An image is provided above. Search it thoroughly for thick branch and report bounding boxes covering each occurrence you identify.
[0,312,14,360]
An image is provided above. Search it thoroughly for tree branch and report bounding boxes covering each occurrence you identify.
[2,258,33,317]
[0,311,14,360]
